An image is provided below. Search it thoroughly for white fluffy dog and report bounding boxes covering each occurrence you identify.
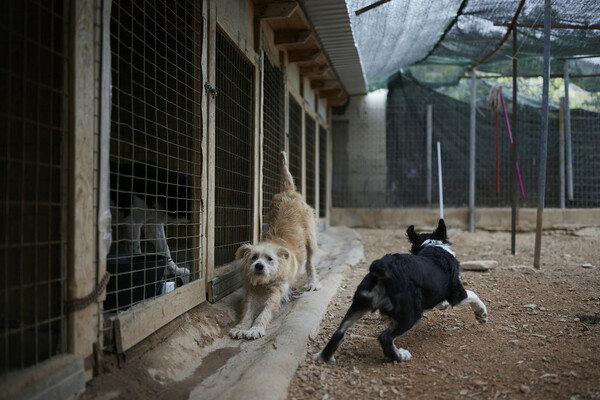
[230,151,321,340]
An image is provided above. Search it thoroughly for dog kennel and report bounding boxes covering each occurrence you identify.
[1,0,339,392]
[213,29,255,269]
[289,96,303,194]
[319,125,328,218]
[261,53,285,222]
[106,0,203,315]
[305,114,316,209]
[1,0,70,375]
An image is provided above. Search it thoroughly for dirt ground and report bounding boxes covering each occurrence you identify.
[289,227,600,400]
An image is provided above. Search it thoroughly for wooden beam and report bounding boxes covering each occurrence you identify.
[311,79,339,90]
[299,65,330,77]
[318,88,344,99]
[328,95,348,107]
[254,2,298,20]
[274,29,312,45]
[288,49,321,63]
[114,280,206,353]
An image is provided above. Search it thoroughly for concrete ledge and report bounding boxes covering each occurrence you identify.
[331,207,600,231]
[189,226,364,400]
[1,354,85,400]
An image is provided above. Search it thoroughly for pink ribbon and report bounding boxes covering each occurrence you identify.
[500,91,526,201]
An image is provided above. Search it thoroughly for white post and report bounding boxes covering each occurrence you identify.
[426,104,433,207]
[437,141,444,219]
[469,72,477,232]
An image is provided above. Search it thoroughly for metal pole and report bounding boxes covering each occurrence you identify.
[534,0,551,269]
[559,98,565,208]
[511,27,518,255]
[469,72,477,232]
[426,104,433,207]
[563,60,574,200]
[437,141,444,219]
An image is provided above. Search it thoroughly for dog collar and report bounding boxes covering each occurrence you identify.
[420,239,456,257]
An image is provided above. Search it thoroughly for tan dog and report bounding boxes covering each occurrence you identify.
[230,151,321,340]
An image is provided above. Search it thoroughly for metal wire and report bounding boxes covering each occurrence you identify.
[288,97,303,193]
[107,0,203,317]
[262,55,284,222]
[0,0,69,374]
[318,125,327,217]
[305,115,316,208]
[214,30,254,267]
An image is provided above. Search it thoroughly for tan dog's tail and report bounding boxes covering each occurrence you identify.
[279,151,296,192]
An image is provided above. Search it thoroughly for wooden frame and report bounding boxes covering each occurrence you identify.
[205,7,261,301]
[69,0,99,377]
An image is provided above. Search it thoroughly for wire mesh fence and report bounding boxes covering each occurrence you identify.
[305,115,316,208]
[262,54,284,222]
[289,97,303,193]
[318,125,327,217]
[0,0,69,374]
[333,77,600,209]
[214,30,254,267]
[107,0,203,316]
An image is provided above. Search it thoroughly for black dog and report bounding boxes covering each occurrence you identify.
[314,219,487,363]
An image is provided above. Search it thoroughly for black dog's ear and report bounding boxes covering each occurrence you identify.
[406,225,419,244]
[434,219,447,241]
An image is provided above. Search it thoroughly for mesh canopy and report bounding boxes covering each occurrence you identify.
[347,0,600,92]
[347,0,464,84]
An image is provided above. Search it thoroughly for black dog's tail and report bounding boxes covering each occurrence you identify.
[369,258,389,279]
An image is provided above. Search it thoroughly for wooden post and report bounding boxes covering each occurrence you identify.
[205,0,217,283]
[534,0,552,269]
[70,0,98,378]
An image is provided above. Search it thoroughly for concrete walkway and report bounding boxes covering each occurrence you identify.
[82,226,364,400]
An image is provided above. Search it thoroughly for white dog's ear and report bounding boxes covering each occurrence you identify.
[277,247,290,260]
[236,243,253,259]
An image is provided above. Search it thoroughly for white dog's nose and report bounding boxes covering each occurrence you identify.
[254,263,265,274]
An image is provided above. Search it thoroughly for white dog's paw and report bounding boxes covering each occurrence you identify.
[243,326,266,340]
[165,262,190,284]
[312,350,335,363]
[304,279,322,292]
[475,307,488,323]
[229,326,246,339]
[436,300,450,310]
[395,347,412,362]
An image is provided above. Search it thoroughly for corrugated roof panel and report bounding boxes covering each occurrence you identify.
[300,0,368,95]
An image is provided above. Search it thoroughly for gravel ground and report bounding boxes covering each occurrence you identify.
[288,227,600,400]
